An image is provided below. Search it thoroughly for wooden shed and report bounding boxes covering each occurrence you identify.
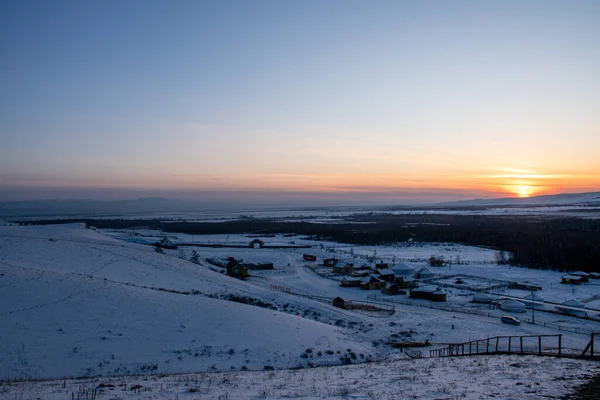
[225,258,248,280]
[332,297,345,309]
[156,237,177,249]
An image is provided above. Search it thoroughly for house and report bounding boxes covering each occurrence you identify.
[332,263,354,275]
[409,286,447,302]
[589,272,600,279]
[395,276,419,289]
[340,277,362,287]
[249,239,264,249]
[360,275,382,290]
[375,262,389,269]
[303,254,317,262]
[323,258,338,267]
[156,237,177,249]
[381,281,406,295]
[570,271,590,282]
[562,275,584,285]
[373,268,395,281]
[415,267,435,279]
[225,258,248,280]
[332,297,346,309]
[428,256,445,267]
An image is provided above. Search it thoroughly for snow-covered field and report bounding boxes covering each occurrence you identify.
[1,223,599,399]
[2,355,598,400]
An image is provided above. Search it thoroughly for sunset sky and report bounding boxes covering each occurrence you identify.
[1,1,599,204]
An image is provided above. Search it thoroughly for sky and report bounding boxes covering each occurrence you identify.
[1,0,599,205]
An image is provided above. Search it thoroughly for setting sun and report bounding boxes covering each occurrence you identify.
[511,185,536,198]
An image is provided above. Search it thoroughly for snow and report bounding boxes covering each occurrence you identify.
[1,356,598,400]
[0,225,374,380]
[1,223,599,397]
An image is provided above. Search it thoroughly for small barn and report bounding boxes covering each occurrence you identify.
[500,299,526,313]
[225,259,248,280]
[332,297,346,309]
[333,263,354,275]
[570,271,590,282]
[561,275,584,285]
[409,287,447,302]
[340,277,362,287]
[323,258,338,267]
[559,299,587,317]
[249,239,264,249]
[156,237,177,249]
[415,267,435,279]
[375,262,389,269]
[360,275,382,290]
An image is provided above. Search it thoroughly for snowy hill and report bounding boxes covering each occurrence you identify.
[0,224,374,380]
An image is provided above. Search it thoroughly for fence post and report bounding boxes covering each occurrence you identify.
[592,333,595,357]
[486,338,490,354]
[495,337,499,352]
[508,337,511,353]
[539,336,542,355]
[558,335,562,357]
[520,336,523,355]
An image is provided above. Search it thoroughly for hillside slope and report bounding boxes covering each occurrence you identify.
[0,224,374,379]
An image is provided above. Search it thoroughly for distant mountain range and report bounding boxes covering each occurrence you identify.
[436,191,600,207]
[1,191,599,218]
[0,197,197,218]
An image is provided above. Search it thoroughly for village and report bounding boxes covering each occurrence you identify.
[148,233,600,329]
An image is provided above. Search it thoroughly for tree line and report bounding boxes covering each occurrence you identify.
[19,214,600,272]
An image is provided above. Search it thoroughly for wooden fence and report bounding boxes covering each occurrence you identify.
[429,334,562,358]
[270,285,395,317]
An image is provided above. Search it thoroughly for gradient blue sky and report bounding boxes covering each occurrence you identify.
[1,1,599,204]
